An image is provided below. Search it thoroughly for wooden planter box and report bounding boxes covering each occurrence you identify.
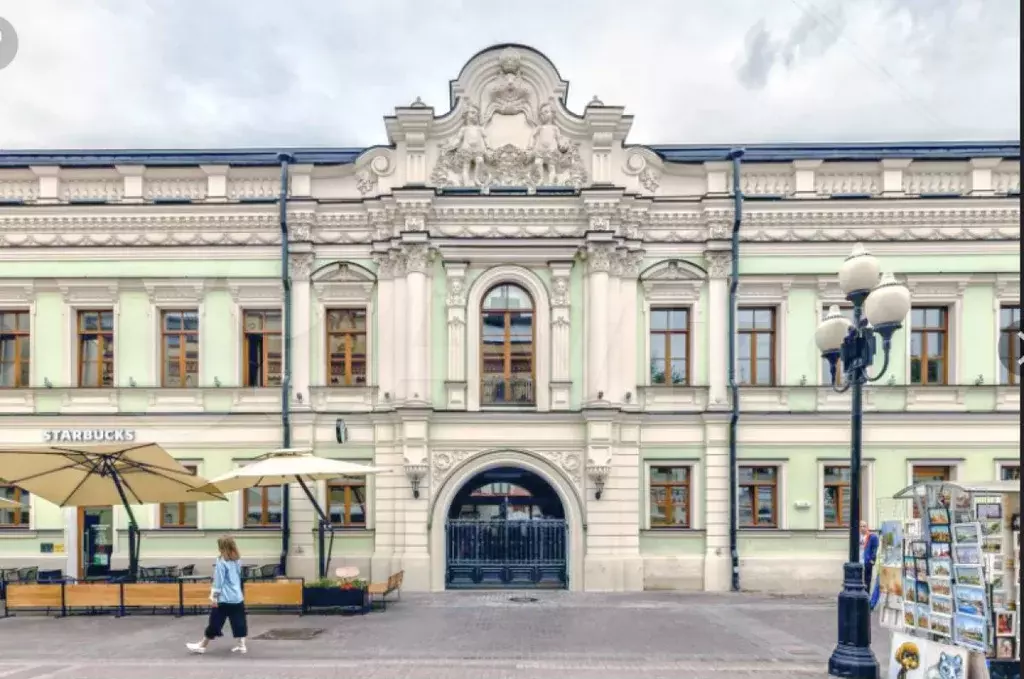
[4,583,63,614]
[121,582,180,612]
[244,579,303,611]
[302,586,369,614]
[64,583,120,611]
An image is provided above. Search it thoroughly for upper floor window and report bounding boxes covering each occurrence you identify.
[650,308,690,385]
[161,310,199,387]
[242,310,282,388]
[998,306,1020,385]
[328,476,367,527]
[910,307,948,385]
[77,310,115,388]
[0,485,29,528]
[737,307,776,386]
[481,284,534,406]
[244,485,283,528]
[821,306,853,386]
[1000,464,1020,481]
[159,463,198,528]
[326,309,367,387]
[0,310,30,388]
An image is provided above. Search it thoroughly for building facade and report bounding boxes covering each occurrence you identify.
[0,44,1019,593]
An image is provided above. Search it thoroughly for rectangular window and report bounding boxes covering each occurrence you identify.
[738,465,779,528]
[159,464,198,528]
[649,308,690,385]
[998,306,1020,385]
[0,310,30,388]
[820,306,854,386]
[243,486,283,527]
[648,465,691,528]
[822,465,870,529]
[999,464,1020,482]
[910,307,948,385]
[0,485,29,528]
[77,310,115,387]
[161,310,199,387]
[242,310,282,388]
[911,464,953,518]
[326,309,368,387]
[327,477,367,527]
[737,308,776,386]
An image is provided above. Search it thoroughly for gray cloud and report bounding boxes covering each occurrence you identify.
[0,0,1018,149]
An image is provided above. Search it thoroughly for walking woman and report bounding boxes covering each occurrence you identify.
[187,536,248,655]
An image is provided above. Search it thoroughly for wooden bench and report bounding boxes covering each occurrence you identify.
[244,578,303,612]
[63,582,121,614]
[121,582,180,615]
[368,570,403,611]
[4,583,63,616]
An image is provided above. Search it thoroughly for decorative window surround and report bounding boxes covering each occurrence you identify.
[0,281,36,393]
[465,265,551,412]
[905,459,965,488]
[736,277,791,408]
[144,280,208,393]
[228,280,283,387]
[736,459,789,530]
[815,459,875,530]
[902,276,967,395]
[56,280,121,391]
[994,274,1020,385]
[995,460,1020,481]
[311,262,376,388]
[150,458,205,530]
[641,460,703,531]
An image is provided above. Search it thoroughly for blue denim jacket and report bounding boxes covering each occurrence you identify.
[213,558,244,604]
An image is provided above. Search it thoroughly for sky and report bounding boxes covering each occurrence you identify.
[0,0,1019,149]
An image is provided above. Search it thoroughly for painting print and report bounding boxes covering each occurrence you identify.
[952,523,981,545]
[975,502,1002,521]
[953,584,987,616]
[888,633,925,679]
[880,520,904,566]
[952,564,983,586]
[952,545,980,565]
[921,642,966,679]
[952,613,988,653]
[928,558,952,578]
[928,577,951,598]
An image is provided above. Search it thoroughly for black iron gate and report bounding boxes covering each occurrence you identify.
[445,519,567,588]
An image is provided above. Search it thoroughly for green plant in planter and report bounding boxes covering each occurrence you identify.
[306,576,367,590]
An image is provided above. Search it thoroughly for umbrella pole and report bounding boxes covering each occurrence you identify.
[295,478,333,580]
[107,465,140,580]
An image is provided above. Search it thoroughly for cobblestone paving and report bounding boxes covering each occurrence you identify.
[0,592,893,678]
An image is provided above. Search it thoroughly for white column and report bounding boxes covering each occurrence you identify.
[373,253,394,400]
[391,252,407,402]
[585,243,614,403]
[288,253,314,408]
[705,251,730,409]
[549,261,572,409]
[703,414,732,592]
[445,262,468,409]
[618,250,643,404]
[403,244,432,405]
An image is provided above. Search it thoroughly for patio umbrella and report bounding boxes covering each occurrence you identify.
[191,448,382,579]
[0,443,226,579]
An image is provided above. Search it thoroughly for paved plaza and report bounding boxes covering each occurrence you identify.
[0,591,892,679]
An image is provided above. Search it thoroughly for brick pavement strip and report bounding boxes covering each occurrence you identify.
[0,592,892,678]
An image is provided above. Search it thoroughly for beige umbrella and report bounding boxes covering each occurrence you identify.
[0,443,226,578]
[192,448,381,578]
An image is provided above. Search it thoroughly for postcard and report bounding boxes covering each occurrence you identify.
[930,594,953,616]
[904,555,916,571]
[981,519,1003,537]
[927,507,950,526]
[911,540,928,558]
[995,609,1017,637]
[954,585,987,617]
[953,545,981,565]
[953,510,973,524]
[953,564,984,586]
[986,553,1006,573]
[929,524,952,544]
[928,558,952,578]
[929,612,952,638]
[930,542,951,559]
[904,577,917,602]
[903,602,917,628]
[928,576,952,598]
[976,502,1002,521]
[915,561,929,580]
[880,520,904,566]
[952,522,982,546]
[916,604,930,629]
[990,572,1005,590]
[992,589,1009,609]
[996,637,1016,660]
[953,613,989,653]
[982,538,1003,555]
[915,581,930,606]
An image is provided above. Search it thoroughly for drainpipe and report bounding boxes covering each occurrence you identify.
[278,152,293,576]
[727,148,745,593]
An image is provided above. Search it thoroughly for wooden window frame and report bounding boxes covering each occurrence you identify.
[738,464,780,528]
[76,309,115,388]
[326,478,367,527]
[0,309,30,389]
[909,464,953,518]
[910,306,949,385]
[241,309,282,388]
[648,465,692,529]
[0,485,29,529]
[737,307,777,386]
[242,486,283,528]
[648,307,691,386]
[159,464,198,528]
[479,284,536,405]
[999,305,1020,386]
[998,463,1020,482]
[325,308,368,387]
[160,310,200,388]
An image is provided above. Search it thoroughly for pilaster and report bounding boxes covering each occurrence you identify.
[115,165,145,203]
[880,158,912,196]
[402,241,434,405]
[969,157,1002,196]
[705,251,731,409]
[792,159,823,198]
[583,240,616,404]
[444,261,469,409]
[372,251,396,401]
[287,251,314,409]
[701,412,732,592]
[30,166,60,204]
[200,165,229,202]
[548,261,573,409]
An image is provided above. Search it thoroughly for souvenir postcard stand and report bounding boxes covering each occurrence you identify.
[891,481,1021,679]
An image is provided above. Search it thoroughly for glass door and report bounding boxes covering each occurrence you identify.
[79,506,114,579]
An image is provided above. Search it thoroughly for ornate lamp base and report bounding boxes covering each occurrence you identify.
[827,562,880,679]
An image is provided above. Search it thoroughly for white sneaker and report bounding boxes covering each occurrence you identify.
[186,642,206,655]
[231,645,247,654]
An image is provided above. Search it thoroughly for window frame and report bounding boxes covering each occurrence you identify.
[0,485,31,529]
[909,306,950,386]
[996,461,1020,482]
[326,476,368,528]
[0,309,31,389]
[818,460,874,530]
[737,463,784,529]
[157,462,200,529]
[646,463,694,529]
[648,307,692,386]
[642,460,702,530]
[241,308,283,388]
[736,306,778,387]
[479,283,537,406]
[76,309,116,388]
[998,305,1020,386]
[242,485,284,529]
[159,309,200,388]
[818,304,855,386]
[325,307,369,388]
[906,461,961,519]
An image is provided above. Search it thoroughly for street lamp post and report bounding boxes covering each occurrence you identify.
[815,243,911,679]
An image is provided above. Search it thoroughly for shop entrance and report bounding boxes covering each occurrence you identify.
[77,506,114,579]
[444,466,567,589]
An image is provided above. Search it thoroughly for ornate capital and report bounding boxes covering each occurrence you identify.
[583,242,616,275]
[288,253,315,281]
[705,251,732,279]
[616,249,645,279]
[403,243,435,275]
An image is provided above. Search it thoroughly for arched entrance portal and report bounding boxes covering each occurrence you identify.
[444,466,567,589]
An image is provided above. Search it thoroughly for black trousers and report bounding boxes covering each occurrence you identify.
[204,602,248,640]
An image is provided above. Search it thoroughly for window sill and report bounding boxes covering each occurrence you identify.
[0,529,37,538]
[737,528,787,535]
[641,527,704,534]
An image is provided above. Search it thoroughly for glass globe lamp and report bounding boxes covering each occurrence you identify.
[815,304,854,356]
[864,272,911,339]
[838,243,880,301]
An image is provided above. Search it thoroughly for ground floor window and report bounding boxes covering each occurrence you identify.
[910,464,953,518]
[0,485,29,528]
[648,465,691,528]
[738,465,779,528]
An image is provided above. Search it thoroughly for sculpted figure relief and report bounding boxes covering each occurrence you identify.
[529,102,571,186]
[484,48,534,124]
[440,104,491,187]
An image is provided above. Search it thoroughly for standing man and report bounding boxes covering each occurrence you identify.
[859,520,879,609]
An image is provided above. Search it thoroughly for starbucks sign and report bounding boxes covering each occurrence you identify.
[42,429,137,444]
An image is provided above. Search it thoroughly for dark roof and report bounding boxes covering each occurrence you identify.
[0,141,1017,168]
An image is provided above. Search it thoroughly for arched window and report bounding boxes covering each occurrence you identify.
[480,283,535,405]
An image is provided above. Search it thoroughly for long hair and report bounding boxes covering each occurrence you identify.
[217,535,240,562]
